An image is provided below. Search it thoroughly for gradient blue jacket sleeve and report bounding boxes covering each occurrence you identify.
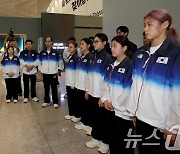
[166,52,180,132]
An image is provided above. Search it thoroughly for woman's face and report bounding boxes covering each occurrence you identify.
[111,40,126,58]
[8,47,14,55]
[80,40,89,53]
[144,17,164,41]
[68,43,77,54]
[93,37,105,51]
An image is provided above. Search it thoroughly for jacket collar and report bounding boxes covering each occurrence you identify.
[141,37,173,56]
[95,48,106,57]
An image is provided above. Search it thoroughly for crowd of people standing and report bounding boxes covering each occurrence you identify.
[1,8,180,154]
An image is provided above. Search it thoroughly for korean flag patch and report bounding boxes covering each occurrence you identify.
[137,54,143,59]
[97,59,102,63]
[156,57,168,64]
[83,59,87,63]
[118,68,125,73]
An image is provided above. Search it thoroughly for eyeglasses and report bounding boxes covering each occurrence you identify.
[93,40,102,44]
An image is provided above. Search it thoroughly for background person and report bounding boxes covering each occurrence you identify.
[38,36,64,108]
[19,39,39,103]
[1,46,20,103]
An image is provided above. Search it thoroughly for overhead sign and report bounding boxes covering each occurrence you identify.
[47,0,103,17]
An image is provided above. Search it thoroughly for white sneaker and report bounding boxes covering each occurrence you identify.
[86,127,92,136]
[75,122,87,130]
[13,99,18,103]
[42,103,50,108]
[71,117,81,123]
[54,104,58,108]
[86,139,101,148]
[6,99,10,103]
[24,98,28,103]
[64,115,74,120]
[32,97,39,102]
[98,143,109,154]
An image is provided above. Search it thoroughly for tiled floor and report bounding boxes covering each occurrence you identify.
[0,67,99,154]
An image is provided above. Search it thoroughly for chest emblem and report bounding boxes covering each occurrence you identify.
[156,57,168,64]
[118,68,125,73]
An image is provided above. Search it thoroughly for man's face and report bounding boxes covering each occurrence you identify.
[25,42,32,50]
[45,37,53,48]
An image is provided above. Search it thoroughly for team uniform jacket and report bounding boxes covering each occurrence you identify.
[19,49,39,75]
[1,55,20,78]
[38,48,64,74]
[65,53,79,87]
[87,49,112,98]
[126,38,180,131]
[101,57,133,120]
[75,52,94,91]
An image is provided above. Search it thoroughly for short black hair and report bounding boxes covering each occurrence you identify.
[116,26,129,34]
[45,36,53,42]
[25,39,33,44]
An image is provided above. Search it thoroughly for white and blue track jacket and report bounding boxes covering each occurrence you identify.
[38,49,64,74]
[65,53,79,87]
[75,53,94,91]
[1,55,20,78]
[87,49,112,98]
[126,38,180,131]
[19,49,39,75]
[101,57,133,120]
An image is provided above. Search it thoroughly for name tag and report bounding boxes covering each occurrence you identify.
[43,53,46,55]
[52,53,56,55]
[156,57,168,64]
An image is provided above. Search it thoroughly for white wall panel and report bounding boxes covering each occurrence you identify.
[103,0,180,47]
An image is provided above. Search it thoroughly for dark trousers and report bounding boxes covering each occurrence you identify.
[136,119,179,154]
[91,104,110,144]
[85,95,99,128]
[23,73,37,99]
[76,89,90,125]
[109,114,134,154]
[66,86,77,116]
[75,89,85,118]
[17,76,22,95]
[5,78,18,100]
[43,74,58,104]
